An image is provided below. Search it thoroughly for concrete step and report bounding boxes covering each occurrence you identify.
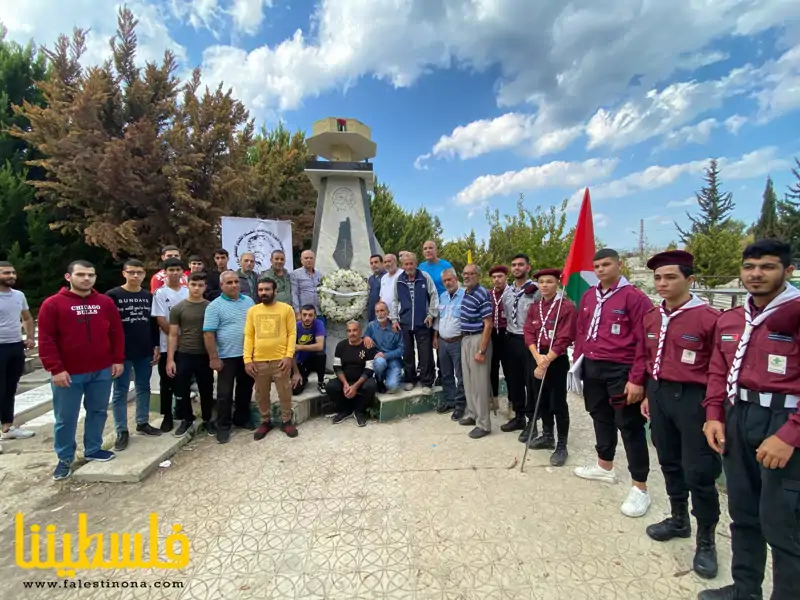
[14,381,135,427]
[72,417,194,483]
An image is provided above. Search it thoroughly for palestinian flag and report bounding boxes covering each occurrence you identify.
[562,188,599,303]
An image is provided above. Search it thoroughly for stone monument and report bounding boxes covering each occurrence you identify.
[305,117,383,277]
[305,117,384,370]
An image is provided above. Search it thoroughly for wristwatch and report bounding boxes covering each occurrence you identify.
[478,349,486,356]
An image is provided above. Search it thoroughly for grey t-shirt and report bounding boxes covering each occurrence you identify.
[0,289,29,344]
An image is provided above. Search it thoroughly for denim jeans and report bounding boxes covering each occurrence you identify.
[52,368,113,463]
[111,357,152,433]
[438,339,466,410]
[372,357,403,391]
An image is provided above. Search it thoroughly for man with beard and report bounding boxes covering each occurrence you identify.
[501,254,539,441]
[488,265,509,402]
[292,304,327,395]
[523,268,576,467]
[573,248,654,518]
[245,278,298,440]
[640,251,721,580]
[366,254,386,322]
[0,261,36,447]
[699,240,800,600]
[327,320,378,427]
[363,301,404,394]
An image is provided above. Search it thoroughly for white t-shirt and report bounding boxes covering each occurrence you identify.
[151,286,189,352]
[379,270,402,310]
[0,289,28,344]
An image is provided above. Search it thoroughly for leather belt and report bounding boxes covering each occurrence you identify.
[506,332,524,338]
[439,335,462,343]
[462,330,483,336]
[738,388,800,409]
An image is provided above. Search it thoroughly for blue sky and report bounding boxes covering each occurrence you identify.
[3,0,800,249]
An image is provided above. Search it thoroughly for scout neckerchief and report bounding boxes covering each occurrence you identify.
[726,284,800,402]
[512,279,534,325]
[491,285,507,332]
[651,293,706,380]
[586,276,630,341]
[537,292,563,353]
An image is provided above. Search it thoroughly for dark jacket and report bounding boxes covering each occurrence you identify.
[392,269,438,329]
[237,269,259,303]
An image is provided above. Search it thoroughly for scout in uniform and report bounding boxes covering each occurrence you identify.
[700,239,800,600]
[573,248,654,518]
[522,268,576,466]
[641,251,721,579]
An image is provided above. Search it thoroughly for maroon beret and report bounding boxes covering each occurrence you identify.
[488,265,508,276]
[534,268,562,280]
[646,250,694,271]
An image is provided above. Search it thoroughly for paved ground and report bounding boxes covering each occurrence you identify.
[0,394,772,600]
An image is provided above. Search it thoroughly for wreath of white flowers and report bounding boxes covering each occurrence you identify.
[318,269,369,323]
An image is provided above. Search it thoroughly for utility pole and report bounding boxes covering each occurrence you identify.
[638,219,645,261]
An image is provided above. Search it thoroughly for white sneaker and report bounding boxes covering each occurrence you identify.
[573,463,618,484]
[620,486,651,518]
[1,426,35,440]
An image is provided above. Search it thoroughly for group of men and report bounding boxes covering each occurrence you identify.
[0,236,797,600]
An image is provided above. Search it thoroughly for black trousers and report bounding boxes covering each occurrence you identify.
[216,357,255,431]
[532,353,570,441]
[293,352,327,396]
[326,378,377,415]
[174,352,214,423]
[505,333,536,419]
[490,328,507,397]
[723,400,800,599]
[0,342,25,424]
[402,327,434,387]
[582,358,649,483]
[158,353,176,417]
[647,379,721,525]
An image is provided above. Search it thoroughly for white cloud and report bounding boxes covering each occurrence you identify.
[415,112,583,167]
[569,146,791,209]
[659,118,719,149]
[753,44,800,122]
[455,158,618,206]
[667,197,697,208]
[724,115,748,134]
[0,0,187,68]
[594,213,609,228]
[230,0,274,35]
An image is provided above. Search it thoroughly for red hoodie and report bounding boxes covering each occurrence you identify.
[38,288,125,376]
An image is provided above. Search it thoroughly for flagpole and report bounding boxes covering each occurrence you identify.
[520,284,566,473]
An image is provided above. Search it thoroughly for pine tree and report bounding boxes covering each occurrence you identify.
[753,176,780,240]
[677,159,734,244]
[778,157,800,259]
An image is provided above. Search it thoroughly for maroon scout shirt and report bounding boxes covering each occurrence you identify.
[523,295,577,355]
[643,300,720,386]
[574,282,654,386]
[703,298,800,448]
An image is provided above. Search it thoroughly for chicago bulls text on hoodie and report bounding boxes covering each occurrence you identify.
[38,288,125,376]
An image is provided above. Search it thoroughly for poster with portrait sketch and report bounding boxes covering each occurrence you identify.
[220,217,294,273]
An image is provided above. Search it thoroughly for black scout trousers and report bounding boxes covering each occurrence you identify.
[504,333,536,420]
[646,379,721,525]
[582,358,649,483]
[723,399,800,600]
[532,353,570,441]
[490,327,507,397]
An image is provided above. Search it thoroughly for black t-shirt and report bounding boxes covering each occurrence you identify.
[106,287,159,360]
[333,340,377,383]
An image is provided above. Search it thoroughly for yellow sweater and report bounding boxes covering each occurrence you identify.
[243,302,297,363]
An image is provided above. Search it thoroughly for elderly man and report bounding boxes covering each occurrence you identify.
[327,320,377,427]
[367,254,386,322]
[203,270,256,444]
[261,249,292,305]
[433,268,466,418]
[379,254,401,309]
[458,264,494,439]
[363,301,404,393]
[291,250,323,321]
[391,252,438,394]
[237,252,260,303]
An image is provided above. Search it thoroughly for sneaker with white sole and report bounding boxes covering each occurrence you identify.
[1,426,35,440]
[621,486,651,518]
[573,463,618,484]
